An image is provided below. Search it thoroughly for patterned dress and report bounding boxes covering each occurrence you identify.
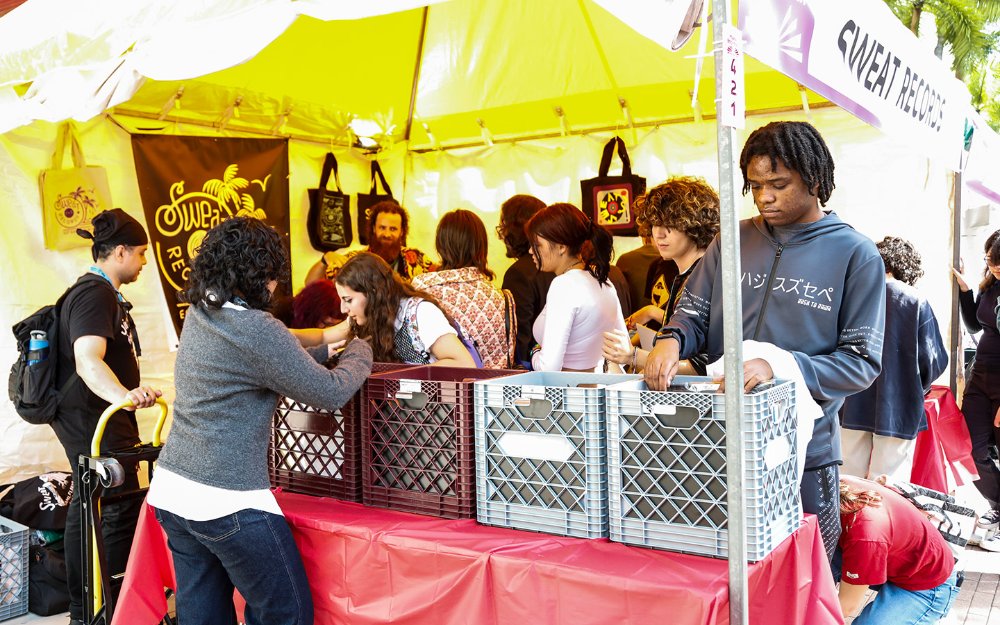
[411,267,515,369]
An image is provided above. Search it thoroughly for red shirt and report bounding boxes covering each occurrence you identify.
[839,476,954,591]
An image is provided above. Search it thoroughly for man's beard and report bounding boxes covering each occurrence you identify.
[369,236,403,264]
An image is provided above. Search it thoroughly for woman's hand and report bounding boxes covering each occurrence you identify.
[626,305,664,330]
[602,329,634,365]
[951,266,971,292]
[326,339,348,361]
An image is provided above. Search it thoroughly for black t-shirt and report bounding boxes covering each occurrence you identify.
[52,274,141,462]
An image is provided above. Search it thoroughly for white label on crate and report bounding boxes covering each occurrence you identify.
[519,385,547,400]
[649,404,677,415]
[497,432,574,462]
[399,380,422,394]
[763,434,793,471]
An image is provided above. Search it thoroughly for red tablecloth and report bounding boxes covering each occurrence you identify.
[912,385,978,492]
[113,491,840,625]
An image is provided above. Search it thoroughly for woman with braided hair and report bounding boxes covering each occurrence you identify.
[524,202,627,371]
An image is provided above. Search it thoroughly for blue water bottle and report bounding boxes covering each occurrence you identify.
[27,330,48,366]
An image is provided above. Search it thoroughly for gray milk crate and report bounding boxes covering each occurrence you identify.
[606,376,801,560]
[0,516,28,622]
[474,372,640,539]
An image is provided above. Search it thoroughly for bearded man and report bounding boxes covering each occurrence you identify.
[305,201,434,285]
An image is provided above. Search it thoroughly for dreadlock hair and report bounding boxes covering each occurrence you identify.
[876,236,924,286]
[524,203,614,286]
[336,252,453,363]
[435,209,494,280]
[739,121,836,207]
[180,217,289,311]
[980,229,1000,292]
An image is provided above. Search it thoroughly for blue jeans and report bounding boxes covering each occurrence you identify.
[852,570,960,625]
[154,507,313,625]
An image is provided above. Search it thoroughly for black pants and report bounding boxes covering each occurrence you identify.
[801,463,840,564]
[961,367,1000,509]
[64,459,142,620]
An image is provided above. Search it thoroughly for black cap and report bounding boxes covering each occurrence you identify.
[77,208,149,260]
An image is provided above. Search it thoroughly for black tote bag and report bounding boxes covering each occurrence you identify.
[306,153,353,251]
[356,160,395,246]
[580,137,645,237]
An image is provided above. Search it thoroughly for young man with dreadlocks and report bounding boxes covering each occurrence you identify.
[644,121,886,563]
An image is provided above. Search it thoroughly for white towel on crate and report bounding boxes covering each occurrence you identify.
[705,340,823,484]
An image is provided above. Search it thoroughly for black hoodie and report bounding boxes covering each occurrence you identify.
[661,211,886,469]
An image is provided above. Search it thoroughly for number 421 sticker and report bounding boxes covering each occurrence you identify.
[721,23,745,129]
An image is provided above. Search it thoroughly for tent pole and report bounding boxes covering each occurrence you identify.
[713,1,749,624]
[403,6,430,143]
[950,171,962,394]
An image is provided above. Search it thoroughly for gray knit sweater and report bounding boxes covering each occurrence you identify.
[157,303,373,490]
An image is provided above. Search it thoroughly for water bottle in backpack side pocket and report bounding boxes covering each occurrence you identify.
[27,330,49,366]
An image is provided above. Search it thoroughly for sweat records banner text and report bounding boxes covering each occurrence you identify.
[131,136,290,337]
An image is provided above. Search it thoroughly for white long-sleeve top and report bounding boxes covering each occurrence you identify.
[531,269,627,371]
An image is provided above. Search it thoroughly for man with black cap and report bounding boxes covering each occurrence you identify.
[54,208,161,625]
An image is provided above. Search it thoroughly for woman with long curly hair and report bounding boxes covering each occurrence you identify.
[839,236,947,482]
[147,217,373,625]
[837,476,959,624]
[951,229,1000,547]
[524,202,626,371]
[601,177,720,374]
[331,252,476,366]
[411,209,514,368]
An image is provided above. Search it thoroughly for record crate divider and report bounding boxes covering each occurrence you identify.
[474,372,640,539]
[362,366,518,519]
[268,362,418,502]
[0,515,28,622]
[605,376,801,561]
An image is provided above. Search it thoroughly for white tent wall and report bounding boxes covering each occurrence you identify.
[0,105,956,484]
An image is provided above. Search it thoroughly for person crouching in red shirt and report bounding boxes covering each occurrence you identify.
[838,475,959,624]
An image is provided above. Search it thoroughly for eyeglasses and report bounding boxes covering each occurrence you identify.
[495,223,506,238]
[986,256,1000,268]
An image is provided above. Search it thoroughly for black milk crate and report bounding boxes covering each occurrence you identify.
[0,516,28,622]
[362,366,518,519]
[474,372,640,538]
[605,376,801,560]
[269,362,416,502]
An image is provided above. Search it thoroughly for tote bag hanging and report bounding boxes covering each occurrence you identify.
[356,160,395,246]
[580,137,645,237]
[306,153,353,251]
[38,123,113,250]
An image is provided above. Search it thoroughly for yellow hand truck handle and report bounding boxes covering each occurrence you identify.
[88,396,167,615]
[90,397,169,457]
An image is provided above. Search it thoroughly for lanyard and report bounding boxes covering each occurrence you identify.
[88,266,126,303]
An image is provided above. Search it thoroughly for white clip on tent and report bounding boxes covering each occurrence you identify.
[0,3,992,619]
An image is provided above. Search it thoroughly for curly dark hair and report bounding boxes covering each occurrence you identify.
[634,177,720,249]
[876,236,924,286]
[739,121,836,207]
[524,203,614,285]
[180,217,289,311]
[498,194,546,258]
[436,209,494,280]
[336,252,451,362]
[367,200,408,246]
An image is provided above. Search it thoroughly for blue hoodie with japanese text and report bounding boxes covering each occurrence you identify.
[661,211,886,470]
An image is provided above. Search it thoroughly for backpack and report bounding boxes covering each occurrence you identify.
[401,297,484,368]
[8,277,103,424]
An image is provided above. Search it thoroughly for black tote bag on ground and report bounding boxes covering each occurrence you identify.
[306,153,352,251]
[580,137,645,237]
[356,160,395,246]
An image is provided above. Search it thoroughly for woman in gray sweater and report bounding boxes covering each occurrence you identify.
[147,217,372,625]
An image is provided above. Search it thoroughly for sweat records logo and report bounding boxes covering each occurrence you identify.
[131,136,289,335]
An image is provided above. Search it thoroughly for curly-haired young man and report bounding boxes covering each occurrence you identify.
[840,237,947,482]
[644,121,887,563]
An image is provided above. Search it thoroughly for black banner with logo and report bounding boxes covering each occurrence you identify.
[131,136,290,334]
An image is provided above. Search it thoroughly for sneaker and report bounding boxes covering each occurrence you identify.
[980,531,1000,553]
[977,508,1000,530]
